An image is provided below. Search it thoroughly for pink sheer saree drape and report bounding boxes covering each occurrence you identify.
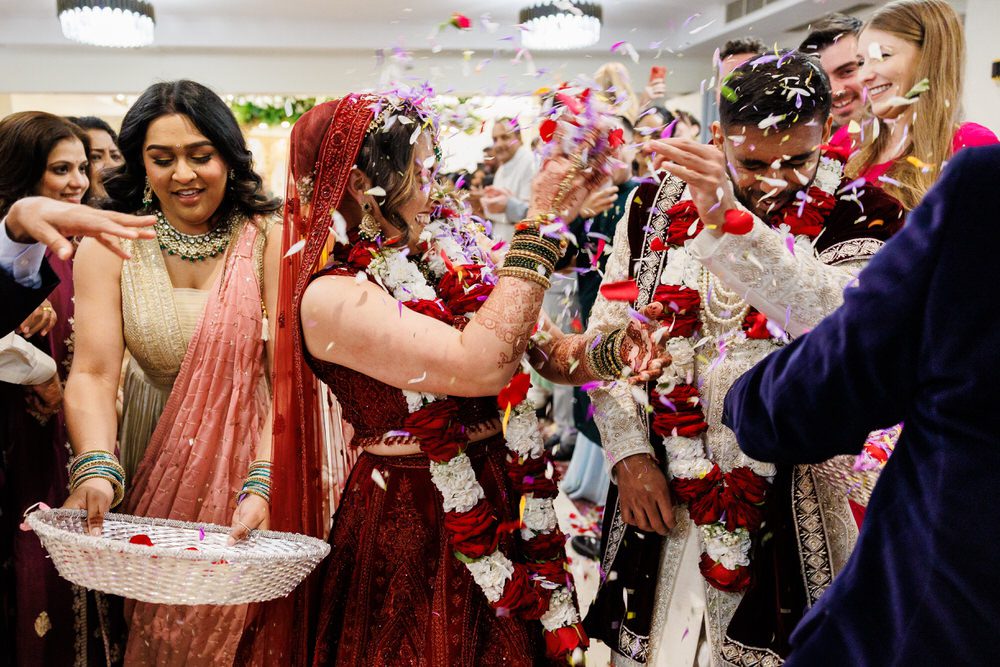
[123,219,269,666]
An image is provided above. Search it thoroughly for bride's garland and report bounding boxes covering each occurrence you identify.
[648,155,843,591]
[344,191,588,660]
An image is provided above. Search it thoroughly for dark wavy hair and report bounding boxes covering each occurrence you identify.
[720,50,832,132]
[102,80,281,216]
[799,13,863,54]
[67,115,119,144]
[355,104,429,247]
[0,111,92,217]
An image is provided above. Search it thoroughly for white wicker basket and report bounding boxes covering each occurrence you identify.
[27,509,330,605]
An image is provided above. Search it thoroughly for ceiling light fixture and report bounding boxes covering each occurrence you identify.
[519,1,603,51]
[57,0,156,48]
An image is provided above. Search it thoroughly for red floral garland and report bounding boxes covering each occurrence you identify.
[348,246,587,657]
[647,189,831,591]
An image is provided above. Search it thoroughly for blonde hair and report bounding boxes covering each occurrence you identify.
[846,0,965,210]
[594,62,641,124]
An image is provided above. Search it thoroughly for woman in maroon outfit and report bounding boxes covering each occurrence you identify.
[248,94,668,666]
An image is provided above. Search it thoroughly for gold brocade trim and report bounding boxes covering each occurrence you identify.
[720,636,784,667]
[602,175,685,575]
[792,465,834,606]
[618,625,650,662]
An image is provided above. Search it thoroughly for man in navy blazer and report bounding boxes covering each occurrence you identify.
[723,145,1000,665]
[0,197,154,335]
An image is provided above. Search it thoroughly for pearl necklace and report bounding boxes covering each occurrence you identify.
[699,267,750,329]
[155,210,234,262]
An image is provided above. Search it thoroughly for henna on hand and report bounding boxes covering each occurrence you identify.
[473,280,546,370]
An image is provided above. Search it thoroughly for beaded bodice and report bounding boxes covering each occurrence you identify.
[302,265,499,443]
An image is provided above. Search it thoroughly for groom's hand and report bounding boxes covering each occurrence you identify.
[614,453,675,535]
[645,138,737,237]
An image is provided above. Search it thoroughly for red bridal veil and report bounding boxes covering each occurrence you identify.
[241,94,376,665]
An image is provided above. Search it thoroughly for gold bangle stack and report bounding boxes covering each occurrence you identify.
[497,226,566,290]
[586,328,628,381]
[70,450,126,509]
[237,460,273,506]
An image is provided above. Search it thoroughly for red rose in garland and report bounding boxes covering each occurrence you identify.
[497,372,531,411]
[671,464,722,504]
[523,531,567,562]
[405,298,453,323]
[743,311,772,339]
[775,187,835,237]
[445,499,500,558]
[439,265,494,315]
[347,240,377,268]
[403,401,465,462]
[545,624,589,659]
[726,466,769,504]
[528,559,568,585]
[722,489,765,532]
[688,485,725,526]
[495,567,550,619]
[699,554,752,592]
[652,286,701,337]
[651,384,709,438]
[665,200,703,245]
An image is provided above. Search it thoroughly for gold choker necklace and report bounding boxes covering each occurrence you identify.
[155,211,233,262]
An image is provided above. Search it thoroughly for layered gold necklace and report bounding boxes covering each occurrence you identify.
[154,210,233,262]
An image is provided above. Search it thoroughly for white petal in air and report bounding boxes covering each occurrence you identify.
[283,238,306,258]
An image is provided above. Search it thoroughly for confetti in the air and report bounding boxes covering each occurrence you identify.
[611,41,640,64]
[283,238,306,258]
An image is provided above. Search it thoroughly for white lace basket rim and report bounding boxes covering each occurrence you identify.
[27,508,330,606]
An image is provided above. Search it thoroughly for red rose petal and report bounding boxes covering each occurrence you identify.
[497,372,532,410]
[722,209,754,235]
[599,280,639,302]
[608,127,625,148]
[129,534,154,547]
[539,118,557,143]
[649,237,668,252]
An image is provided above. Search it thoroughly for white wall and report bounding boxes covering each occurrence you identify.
[962,0,1000,133]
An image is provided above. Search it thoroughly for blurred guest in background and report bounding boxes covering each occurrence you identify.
[716,36,767,103]
[673,109,702,141]
[0,110,98,666]
[800,13,865,155]
[479,117,534,242]
[67,116,124,176]
[848,0,998,210]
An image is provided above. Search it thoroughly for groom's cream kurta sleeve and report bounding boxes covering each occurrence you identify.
[585,202,654,470]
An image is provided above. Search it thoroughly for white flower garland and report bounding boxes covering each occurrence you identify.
[380,220,581,635]
[657,157,844,583]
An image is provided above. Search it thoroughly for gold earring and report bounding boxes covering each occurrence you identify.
[360,202,381,241]
[142,177,154,210]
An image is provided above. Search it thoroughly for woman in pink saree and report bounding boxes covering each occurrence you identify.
[63,80,283,665]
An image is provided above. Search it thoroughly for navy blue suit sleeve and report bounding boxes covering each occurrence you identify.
[722,150,972,464]
[1,260,58,336]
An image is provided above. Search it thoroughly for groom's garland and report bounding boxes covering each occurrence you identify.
[647,155,843,591]
[342,191,588,660]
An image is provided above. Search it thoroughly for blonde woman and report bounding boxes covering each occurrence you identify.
[847,0,997,210]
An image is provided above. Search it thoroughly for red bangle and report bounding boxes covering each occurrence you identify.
[722,209,754,235]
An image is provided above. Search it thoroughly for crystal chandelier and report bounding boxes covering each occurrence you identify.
[519,1,603,50]
[57,0,156,48]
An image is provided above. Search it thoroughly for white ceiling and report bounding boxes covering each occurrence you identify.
[0,0,969,96]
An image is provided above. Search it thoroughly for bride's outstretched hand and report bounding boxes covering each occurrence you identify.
[623,302,672,384]
[228,494,270,545]
[528,116,616,222]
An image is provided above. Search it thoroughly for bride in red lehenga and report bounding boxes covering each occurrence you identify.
[248,92,668,666]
